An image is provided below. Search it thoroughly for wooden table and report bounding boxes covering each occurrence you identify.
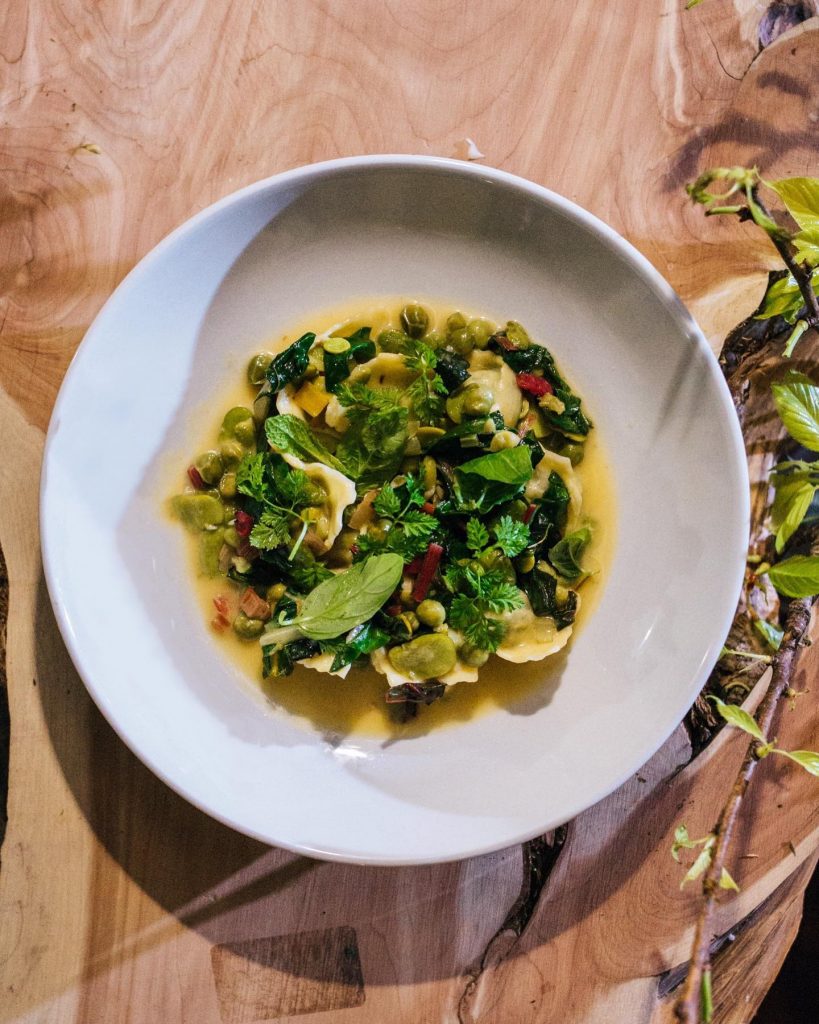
[2,3,819,1021]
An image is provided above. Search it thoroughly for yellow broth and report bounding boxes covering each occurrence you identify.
[175,299,617,737]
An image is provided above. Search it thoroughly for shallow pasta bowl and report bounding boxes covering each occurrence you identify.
[40,156,749,864]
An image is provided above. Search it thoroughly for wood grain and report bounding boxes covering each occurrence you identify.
[1,2,819,1022]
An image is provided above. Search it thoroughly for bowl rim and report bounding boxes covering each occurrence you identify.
[40,155,750,864]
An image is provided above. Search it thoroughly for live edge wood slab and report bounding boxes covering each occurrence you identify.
[1,3,818,1022]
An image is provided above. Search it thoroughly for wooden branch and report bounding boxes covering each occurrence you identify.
[674,590,815,1024]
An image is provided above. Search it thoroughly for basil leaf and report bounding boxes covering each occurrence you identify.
[775,749,819,776]
[754,618,783,651]
[289,553,404,640]
[266,333,315,392]
[265,415,346,472]
[771,372,819,452]
[767,554,819,598]
[707,695,765,741]
[458,445,533,485]
[548,526,592,580]
[772,478,816,553]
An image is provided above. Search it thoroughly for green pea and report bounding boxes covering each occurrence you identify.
[233,417,256,445]
[388,633,457,679]
[507,499,530,522]
[489,429,519,451]
[424,330,446,350]
[222,406,255,436]
[232,611,264,640]
[219,439,245,467]
[195,450,224,485]
[516,551,536,574]
[479,549,515,581]
[218,471,237,499]
[224,525,240,548]
[400,303,429,339]
[559,442,585,466]
[447,328,473,356]
[505,321,531,348]
[445,391,466,424]
[467,319,494,349]
[462,384,493,417]
[327,527,358,568]
[378,328,412,353]
[459,642,489,667]
[416,599,446,628]
[247,352,273,386]
[171,493,224,532]
[266,582,287,603]
[199,528,226,576]
[446,312,467,337]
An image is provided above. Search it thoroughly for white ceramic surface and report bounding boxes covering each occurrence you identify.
[41,156,749,864]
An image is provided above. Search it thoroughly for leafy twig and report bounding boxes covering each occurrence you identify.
[674,585,815,1023]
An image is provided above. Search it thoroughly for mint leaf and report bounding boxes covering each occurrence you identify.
[754,618,783,651]
[707,695,766,741]
[265,415,346,472]
[548,525,592,580]
[767,555,819,598]
[772,478,815,553]
[771,372,819,452]
[466,520,490,552]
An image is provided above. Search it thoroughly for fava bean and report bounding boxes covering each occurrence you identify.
[388,633,457,679]
[232,611,264,640]
[218,471,237,499]
[247,352,273,386]
[459,642,489,667]
[172,493,224,531]
[195,450,224,485]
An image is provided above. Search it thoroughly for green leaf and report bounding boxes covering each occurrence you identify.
[249,510,291,550]
[334,383,409,487]
[548,526,592,580]
[266,332,316,392]
[681,836,715,888]
[265,415,346,472]
[754,618,784,651]
[769,177,819,266]
[493,515,530,558]
[373,485,401,519]
[772,479,816,553]
[236,453,270,504]
[767,555,819,598]
[719,867,740,892]
[458,445,534,485]
[326,621,391,672]
[466,519,490,552]
[278,553,404,641]
[754,273,811,325]
[707,695,766,742]
[771,372,819,452]
[774,749,819,776]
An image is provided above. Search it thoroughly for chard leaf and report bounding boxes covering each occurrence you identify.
[265,415,346,472]
[458,445,534,485]
[282,554,404,640]
[707,695,766,742]
[767,555,819,598]
[266,333,316,392]
[325,622,391,672]
[548,526,592,580]
[771,372,819,452]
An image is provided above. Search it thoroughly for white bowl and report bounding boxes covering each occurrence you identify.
[41,156,749,864]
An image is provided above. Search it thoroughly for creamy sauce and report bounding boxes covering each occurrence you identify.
[175,298,617,737]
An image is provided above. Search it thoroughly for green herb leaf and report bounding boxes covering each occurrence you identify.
[707,695,766,742]
[373,484,401,519]
[774,749,819,776]
[459,445,534,485]
[335,382,409,487]
[325,621,391,672]
[754,618,784,651]
[265,415,346,472]
[404,341,447,424]
[466,519,490,552]
[719,867,740,892]
[771,372,819,452]
[493,515,530,558]
[772,478,816,553]
[767,554,819,598]
[527,472,570,551]
[290,559,334,591]
[442,445,534,515]
[249,510,291,550]
[548,526,592,580]
[266,333,316,392]
[279,554,404,641]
